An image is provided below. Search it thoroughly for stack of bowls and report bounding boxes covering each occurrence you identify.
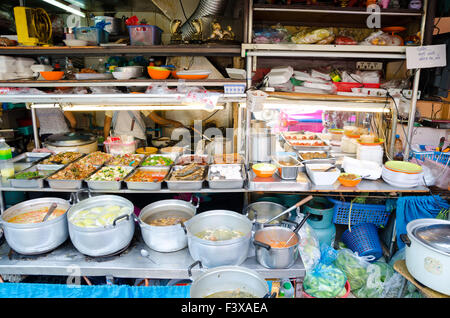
[113,66,144,80]
[381,161,423,188]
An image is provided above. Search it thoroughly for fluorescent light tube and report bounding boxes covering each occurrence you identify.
[41,0,85,17]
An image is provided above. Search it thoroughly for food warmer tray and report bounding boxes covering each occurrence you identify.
[247,170,310,192]
[297,151,336,164]
[10,152,52,172]
[10,164,65,188]
[140,153,178,167]
[207,164,246,189]
[175,154,209,166]
[125,166,170,191]
[166,165,208,191]
[108,154,146,167]
[284,138,331,152]
[86,166,135,191]
[45,163,101,190]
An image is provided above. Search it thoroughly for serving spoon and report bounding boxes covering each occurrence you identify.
[41,203,57,223]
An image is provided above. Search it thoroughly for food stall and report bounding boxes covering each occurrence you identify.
[0,0,447,300]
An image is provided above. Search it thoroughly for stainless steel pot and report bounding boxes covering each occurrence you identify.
[94,16,124,35]
[401,218,450,296]
[245,201,289,232]
[188,261,271,298]
[67,194,135,257]
[138,197,200,252]
[43,132,98,154]
[253,214,311,269]
[183,210,253,268]
[0,197,71,255]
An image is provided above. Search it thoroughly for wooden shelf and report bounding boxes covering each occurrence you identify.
[0,44,242,56]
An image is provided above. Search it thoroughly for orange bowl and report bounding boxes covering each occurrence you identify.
[252,163,277,178]
[40,71,64,80]
[338,173,362,187]
[147,66,170,80]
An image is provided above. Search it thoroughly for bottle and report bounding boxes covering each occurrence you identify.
[149,58,155,66]
[0,138,14,182]
[54,63,61,71]
[394,134,404,161]
[278,279,295,298]
[64,57,76,80]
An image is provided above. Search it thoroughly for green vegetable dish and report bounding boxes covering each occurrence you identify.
[142,156,174,167]
[13,171,52,180]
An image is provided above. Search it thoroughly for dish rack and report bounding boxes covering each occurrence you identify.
[328,197,391,228]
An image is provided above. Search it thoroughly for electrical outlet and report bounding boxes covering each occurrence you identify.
[356,62,383,71]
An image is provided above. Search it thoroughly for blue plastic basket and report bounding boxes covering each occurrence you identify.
[328,197,390,228]
[341,223,382,260]
[411,151,450,165]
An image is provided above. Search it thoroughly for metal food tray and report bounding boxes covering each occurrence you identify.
[285,138,331,151]
[247,169,310,192]
[166,165,208,191]
[207,164,246,189]
[40,152,85,165]
[86,165,135,191]
[46,163,101,190]
[125,166,171,191]
[108,154,146,167]
[297,151,335,164]
[140,153,178,167]
[10,152,52,172]
[281,132,320,142]
[10,164,64,188]
[175,154,209,166]
[271,155,303,180]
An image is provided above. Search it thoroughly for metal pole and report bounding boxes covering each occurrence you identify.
[247,0,253,44]
[30,106,40,149]
[389,98,398,159]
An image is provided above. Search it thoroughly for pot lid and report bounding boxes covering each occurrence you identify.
[44,132,97,147]
[412,223,450,255]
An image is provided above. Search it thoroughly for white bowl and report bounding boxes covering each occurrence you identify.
[382,175,419,188]
[112,71,134,80]
[305,163,341,186]
[63,39,89,46]
[381,166,422,182]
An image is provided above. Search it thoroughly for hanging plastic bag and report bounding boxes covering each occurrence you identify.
[334,248,372,291]
[295,213,321,272]
[320,243,338,265]
[303,263,348,298]
[291,28,334,44]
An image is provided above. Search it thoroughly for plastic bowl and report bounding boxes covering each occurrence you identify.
[147,66,171,79]
[136,147,158,155]
[252,163,277,178]
[63,39,88,46]
[338,173,362,187]
[303,281,351,298]
[40,71,64,80]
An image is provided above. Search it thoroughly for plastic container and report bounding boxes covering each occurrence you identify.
[74,27,109,45]
[0,56,17,73]
[305,163,340,186]
[0,138,12,161]
[411,151,450,165]
[393,134,404,161]
[104,139,137,155]
[329,197,390,228]
[333,82,380,92]
[128,25,162,46]
[357,144,383,165]
[279,279,295,298]
[341,223,383,260]
[288,119,323,133]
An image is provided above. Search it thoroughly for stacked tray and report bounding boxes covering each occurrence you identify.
[10,152,52,172]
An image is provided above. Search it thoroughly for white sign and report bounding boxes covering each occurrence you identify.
[406,44,447,69]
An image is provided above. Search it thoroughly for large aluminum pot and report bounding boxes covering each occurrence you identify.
[244,201,289,232]
[138,198,199,252]
[188,261,270,298]
[183,210,253,268]
[401,218,450,296]
[67,195,135,257]
[0,197,71,255]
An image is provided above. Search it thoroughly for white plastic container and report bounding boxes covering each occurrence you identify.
[267,66,294,86]
[357,144,383,165]
[15,57,36,73]
[305,163,340,185]
[0,56,17,73]
[342,157,382,180]
[341,136,358,154]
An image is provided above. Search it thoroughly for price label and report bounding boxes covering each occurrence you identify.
[406,44,447,69]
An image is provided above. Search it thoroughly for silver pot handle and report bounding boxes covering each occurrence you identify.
[187,260,203,279]
[75,188,92,203]
[253,240,271,250]
[112,214,130,227]
[400,234,411,247]
[190,195,200,209]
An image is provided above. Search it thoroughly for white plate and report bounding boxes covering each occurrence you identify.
[382,175,419,188]
[176,70,211,76]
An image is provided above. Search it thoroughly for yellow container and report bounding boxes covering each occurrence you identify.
[136,147,158,155]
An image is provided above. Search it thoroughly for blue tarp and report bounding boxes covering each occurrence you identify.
[396,195,450,249]
[0,282,191,298]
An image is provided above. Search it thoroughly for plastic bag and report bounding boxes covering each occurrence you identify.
[320,243,338,265]
[291,28,333,44]
[303,263,347,298]
[334,248,371,291]
[253,24,290,44]
[354,260,395,298]
[335,36,357,45]
[295,214,321,272]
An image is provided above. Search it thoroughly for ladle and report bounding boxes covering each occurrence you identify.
[41,203,57,223]
[263,195,313,225]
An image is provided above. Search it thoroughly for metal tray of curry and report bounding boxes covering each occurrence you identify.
[166,163,208,191]
[125,166,171,191]
[46,160,100,190]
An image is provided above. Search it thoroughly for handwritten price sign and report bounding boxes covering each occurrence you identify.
[406,44,447,69]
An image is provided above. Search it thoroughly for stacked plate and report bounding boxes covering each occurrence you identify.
[381,161,423,188]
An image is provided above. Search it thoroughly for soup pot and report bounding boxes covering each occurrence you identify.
[253,213,311,269]
[138,197,200,252]
[67,194,135,257]
[188,261,271,298]
[401,218,450,296]
[244,201,289,232]
[0,197,71,255]
[183,210,253,268]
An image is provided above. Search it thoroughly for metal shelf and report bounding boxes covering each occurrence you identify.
[0,79,246,88]
[0,44,242,57]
